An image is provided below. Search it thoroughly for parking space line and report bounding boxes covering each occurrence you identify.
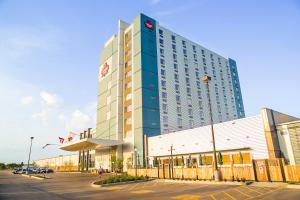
[234,188,252,198]
[223,191,236,200]
[242,186,263,194]
[210,194,217,200]
[245,186,284,200]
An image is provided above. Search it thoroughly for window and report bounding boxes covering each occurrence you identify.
[184,57,188,65]
[163,116,168,124]
[106,112,111,120]
[196,81,201,88]
[189,120,194,128]
[184,68,189,74]
[125,93,132,101]
[201,49,205,55]
[187,87,191,94]
[176,95,181,102]
[182,40,186,46]
[160,48,164,55]
[125,82,132,89]
[186,77,190,85]
[161,80,166,87]
[192,45,196,52]
[171,35,176,40]
[175,84,180,91]
[162,92,167,98]
[195,71,199,79]
[107,96,111,104]
[197,91,202,97]
[162,104,167,112]
[173,63,178,71]
[188,108,193,116]
[159,29,163,35]
[172,44,176,50]
[125,117,132,125]
[125,105,132,112]
[160,58,165,65]
[173,54,177,60]
[193,54,197,59]
[187,98,192,105]
[177,118,182,126]
[125,71,132,78]
[174,74,179,81]
[177,107,181,113]
[159,38,164,45]
[183,49,187,55]
[161,69,166,76]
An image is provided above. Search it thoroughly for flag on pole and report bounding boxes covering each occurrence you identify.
[59,137,64,144]
[67,132,76,142]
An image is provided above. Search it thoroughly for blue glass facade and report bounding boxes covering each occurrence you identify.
[228,58,245,118]
[140,14,161,137]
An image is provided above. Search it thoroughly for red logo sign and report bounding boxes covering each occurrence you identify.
[101,62,109,77]
[144,20,153,30]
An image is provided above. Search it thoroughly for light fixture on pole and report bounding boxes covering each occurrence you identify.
[27,136,34,174]
[202,75,221,181]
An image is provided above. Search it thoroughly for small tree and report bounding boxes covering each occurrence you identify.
[0,163,6,170]
[115,159,123,173]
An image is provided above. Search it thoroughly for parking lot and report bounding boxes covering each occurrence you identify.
[0,170,300,200]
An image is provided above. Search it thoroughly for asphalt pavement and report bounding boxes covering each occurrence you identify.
[0,170,300,200]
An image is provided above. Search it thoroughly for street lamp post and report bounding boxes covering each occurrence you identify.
[202,75,221,181]
[134,148,138,176]
[27,137,34,174]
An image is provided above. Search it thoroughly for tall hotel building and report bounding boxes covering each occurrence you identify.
[96,14,245,169]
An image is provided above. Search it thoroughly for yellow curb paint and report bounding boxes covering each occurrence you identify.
[131,189,154,194]
[172,194,200,200]
[101,186,123,190]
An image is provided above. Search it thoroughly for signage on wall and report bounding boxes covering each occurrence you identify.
[144,20,154,30]
[99,57,112,81]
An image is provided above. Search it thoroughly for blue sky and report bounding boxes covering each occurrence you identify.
[0,0,299,163]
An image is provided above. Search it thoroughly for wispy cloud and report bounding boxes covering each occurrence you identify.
[0,26,64,60]
[20,96,33,105]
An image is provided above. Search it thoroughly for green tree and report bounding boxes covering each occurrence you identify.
[0,163,6,170]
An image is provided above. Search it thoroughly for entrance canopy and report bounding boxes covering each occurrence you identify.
[59,138,123,151]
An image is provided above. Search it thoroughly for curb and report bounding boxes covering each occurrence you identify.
[21,174,48,180]
[286,184,300,189]
[91,179,154,188]
[154,179,245,186]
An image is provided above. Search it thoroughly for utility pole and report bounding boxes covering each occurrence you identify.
[168,145,175,179]
[202,75,221,181]
[27,137,34,174]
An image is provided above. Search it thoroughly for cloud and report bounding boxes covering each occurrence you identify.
[65,110,93,133]
[32,109,49,125]
[20,96,33,105]
[31,91,63,124]
[40,91,62,107]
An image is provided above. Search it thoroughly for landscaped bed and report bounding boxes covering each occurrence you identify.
[93,174,150,186]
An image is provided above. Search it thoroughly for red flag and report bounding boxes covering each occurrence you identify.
[59,137,64,144]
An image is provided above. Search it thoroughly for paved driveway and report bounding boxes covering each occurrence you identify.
[0,170,300,200]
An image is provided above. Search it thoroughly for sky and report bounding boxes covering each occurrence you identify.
[0,0,299,163]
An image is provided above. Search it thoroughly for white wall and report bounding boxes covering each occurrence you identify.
[148,116,269,160]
